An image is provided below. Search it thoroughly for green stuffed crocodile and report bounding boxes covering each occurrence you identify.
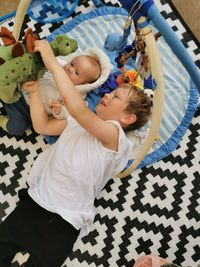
[0,27,78,104]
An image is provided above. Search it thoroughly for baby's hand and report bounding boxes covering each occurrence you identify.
[51,100,62,115]
[34,40,58,71]
[21,80,39,94]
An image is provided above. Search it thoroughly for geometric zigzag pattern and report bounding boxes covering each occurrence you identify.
[65,111,200,267]
[0,0,199,266]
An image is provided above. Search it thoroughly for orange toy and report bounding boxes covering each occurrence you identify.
[116,68,144,90]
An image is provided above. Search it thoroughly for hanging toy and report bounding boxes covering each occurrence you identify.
[116,67,144,90]
[104,20,132,53]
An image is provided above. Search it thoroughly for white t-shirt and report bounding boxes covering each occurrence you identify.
[27,117,133,235]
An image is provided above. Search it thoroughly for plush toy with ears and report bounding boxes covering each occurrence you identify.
[0,27,78,104]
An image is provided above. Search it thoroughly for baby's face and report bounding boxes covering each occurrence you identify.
[63,55,100,85]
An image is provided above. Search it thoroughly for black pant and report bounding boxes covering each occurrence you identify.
[0,190,79,267]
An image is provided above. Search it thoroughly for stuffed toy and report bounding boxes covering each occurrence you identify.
[0,27,78,104]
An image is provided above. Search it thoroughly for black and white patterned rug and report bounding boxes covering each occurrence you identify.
[0,0,199,266]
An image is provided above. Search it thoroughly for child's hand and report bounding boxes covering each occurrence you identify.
[51,100,62,115]
[21,80,39,94]
[34,40,58,71]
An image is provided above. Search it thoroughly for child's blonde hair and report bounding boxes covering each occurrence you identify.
[122,84,151,131]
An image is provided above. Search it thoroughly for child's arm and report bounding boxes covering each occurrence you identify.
[34,40,119,151]
[21,81,67,135]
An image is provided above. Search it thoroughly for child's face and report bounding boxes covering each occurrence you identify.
[96,86,134,122]
[63,55,100,85]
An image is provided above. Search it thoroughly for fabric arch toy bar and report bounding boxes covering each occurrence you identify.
[116,16,164,178]
[12,0,31,41]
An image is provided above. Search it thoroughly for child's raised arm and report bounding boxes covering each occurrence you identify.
[34,40,119,151]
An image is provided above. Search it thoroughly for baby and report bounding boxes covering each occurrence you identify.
[0,47,112,135]
[33,47,112,120]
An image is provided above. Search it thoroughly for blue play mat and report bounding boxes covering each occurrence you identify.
[46,6,199,168]
[27,0,78,24]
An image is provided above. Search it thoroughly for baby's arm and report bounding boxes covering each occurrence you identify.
[21,81,67,135]
[34,40,119,151]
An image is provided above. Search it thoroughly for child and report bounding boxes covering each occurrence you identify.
[0,47,112,135]
[0,40,151,267]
